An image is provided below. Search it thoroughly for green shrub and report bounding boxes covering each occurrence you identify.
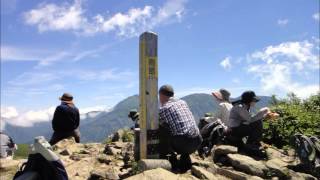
[14,144,29,159]
[130,161,141,175]
[122,129,134,142]
[263,92,320,148]
[103,137,113,144]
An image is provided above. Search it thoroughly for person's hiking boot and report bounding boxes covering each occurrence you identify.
[168,154,179,172]
[225,135,244,149]
[242,143,267,159]
[179,154,192,173]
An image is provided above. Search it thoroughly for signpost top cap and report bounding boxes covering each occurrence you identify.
[139,31,158,41]
[140,31,157,36]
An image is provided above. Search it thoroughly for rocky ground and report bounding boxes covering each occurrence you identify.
[0,130,318,180]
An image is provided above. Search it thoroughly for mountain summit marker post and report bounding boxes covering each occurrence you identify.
[139,32,159,159]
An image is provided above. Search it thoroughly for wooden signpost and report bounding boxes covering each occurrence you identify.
[139,32,159,159]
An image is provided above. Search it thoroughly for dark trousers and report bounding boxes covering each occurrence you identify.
[230,120,263,147]
[49,129,80,145]
[159,125,202,171]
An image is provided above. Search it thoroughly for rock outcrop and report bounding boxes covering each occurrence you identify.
[1,130,318,180]
[0,158,26,180]
[227,154,268,177]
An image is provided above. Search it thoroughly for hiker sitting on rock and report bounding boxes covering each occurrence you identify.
[210,88,233,132]
[198,89,232,131]
[0,132,17,159]
[158,85,203,172]
[49,93,80,145]
[228,91,278,156]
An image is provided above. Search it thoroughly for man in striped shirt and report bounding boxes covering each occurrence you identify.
[158,85,202,172]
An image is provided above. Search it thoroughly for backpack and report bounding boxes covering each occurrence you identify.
[13,153,68,180]
[310,136,320,155]
[291,134,320,177]
[310,136,320,172]
[198,119,225,157]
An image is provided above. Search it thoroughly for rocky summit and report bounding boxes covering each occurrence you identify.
[1,130,318,180]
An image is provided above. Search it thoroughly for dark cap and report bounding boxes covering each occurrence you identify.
[220,89,231,102]
[241,91,260,104]
[128,109,139,120]
[59,93,73,102]
[159,84,174,97]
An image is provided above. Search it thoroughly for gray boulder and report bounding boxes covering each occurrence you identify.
[191,165,221,180]
[265,158,289,178]
[227,154,268,177]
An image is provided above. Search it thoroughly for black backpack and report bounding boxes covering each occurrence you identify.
[291,134,320,178]
[198,120,225,157]
[13,153,68,180]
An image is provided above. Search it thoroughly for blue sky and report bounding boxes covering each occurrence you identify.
[1,0,319,127]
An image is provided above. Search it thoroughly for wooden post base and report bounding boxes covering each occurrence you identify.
[138,159,172,171]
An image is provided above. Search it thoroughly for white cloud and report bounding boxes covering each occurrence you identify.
[247,40,320,98]
[313,12,319,21]
[4,69,135,98]
[220,57,232,70]
[251,41,318,70]
[1,44,114,67]
[0,105,110,128]
[24,0,86,32]
[79,105,108,114]
[69,69,135,82]
[3,84,65,97]
[9,72,59,86]
[277,19,289,26]
[23,0,187,37]
[72,44,111,62]
[155,0,187,24]
[1,106,19,119]
[1,106,55,127]
[0,45,46,62]
[38,51,71,66]
[0,45,70,64]
[99,6,154,36]
[8,69,135,86]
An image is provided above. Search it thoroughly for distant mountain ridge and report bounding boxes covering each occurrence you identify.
[4,94,271,143]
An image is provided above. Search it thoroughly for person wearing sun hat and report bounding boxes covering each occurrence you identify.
[210,88,233,129]
[49,93,81,145]
[228,90,278,157]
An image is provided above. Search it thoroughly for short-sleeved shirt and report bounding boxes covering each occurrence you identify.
[159,98,200,137]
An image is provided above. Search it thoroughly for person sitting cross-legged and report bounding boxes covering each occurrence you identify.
[228,91,278,157]
[158,85,203,172]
